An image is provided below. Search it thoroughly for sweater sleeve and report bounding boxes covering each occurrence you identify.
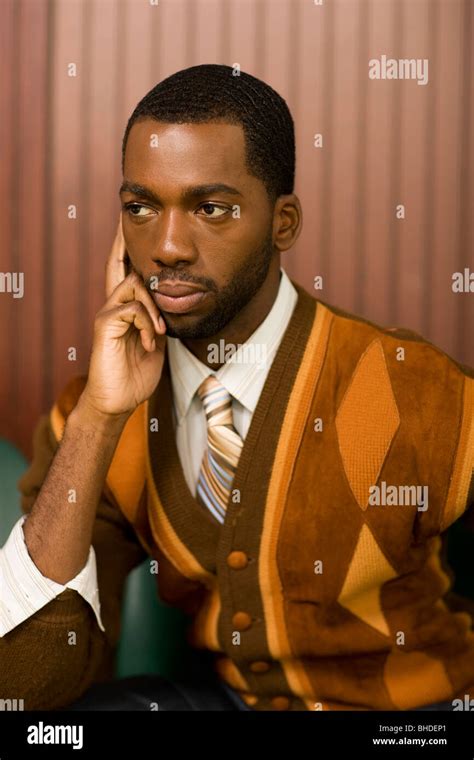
[0,514,104,637]
[439,373,474,533]
[414,367,474,539]
[0,408,148,710]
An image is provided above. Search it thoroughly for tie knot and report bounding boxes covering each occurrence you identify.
[197,375,232,426]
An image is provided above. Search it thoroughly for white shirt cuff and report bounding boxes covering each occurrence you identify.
[0,515,105,637]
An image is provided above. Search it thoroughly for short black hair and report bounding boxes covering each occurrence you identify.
[121,63,295,205]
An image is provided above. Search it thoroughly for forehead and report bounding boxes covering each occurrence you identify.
[124,119,249,185]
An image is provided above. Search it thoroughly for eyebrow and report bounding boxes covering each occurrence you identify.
[119,181,243,204]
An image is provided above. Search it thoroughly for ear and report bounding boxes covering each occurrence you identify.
[272,194,303,253]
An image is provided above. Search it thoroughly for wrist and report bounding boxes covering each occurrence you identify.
[70,394,131,437]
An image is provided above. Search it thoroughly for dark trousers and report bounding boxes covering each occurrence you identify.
[65,673,251,711]
[64,675,455,712]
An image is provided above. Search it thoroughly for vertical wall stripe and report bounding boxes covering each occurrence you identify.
[387,0,403,324]
[421,1,439,337]
[79,0,91,355]
[254,0,266,77]
[0,1,15,437]
[10,0,21,428]
[41,0,55,416]
[150,0,161,80]
[16,0,48,439]
[354,0,370,315]
[318,0,335,283]
[457,0,473,358]
[219,0,231,63]
[185,0,197,67]
[116,0,127,166]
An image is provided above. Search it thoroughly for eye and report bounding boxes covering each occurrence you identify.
[123,203,154,217]
[196,203,229,218]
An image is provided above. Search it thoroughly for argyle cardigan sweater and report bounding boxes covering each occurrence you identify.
[3,282,474,711]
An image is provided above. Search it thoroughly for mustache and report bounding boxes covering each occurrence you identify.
[144,272,216,293]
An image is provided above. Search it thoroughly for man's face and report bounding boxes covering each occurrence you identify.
[120,118,277,340]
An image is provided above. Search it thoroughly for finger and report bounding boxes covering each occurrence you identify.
[105,271,165,335]
[105,215,128,299]
[114,301,157,352]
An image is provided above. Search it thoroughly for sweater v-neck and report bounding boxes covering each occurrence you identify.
[146,282,317,574]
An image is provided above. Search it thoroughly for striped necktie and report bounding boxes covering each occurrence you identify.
[195,375,244,524]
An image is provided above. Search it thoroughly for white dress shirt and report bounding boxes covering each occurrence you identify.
[0,268,298,637]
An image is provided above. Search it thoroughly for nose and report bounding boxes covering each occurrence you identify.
[151,209,197,268]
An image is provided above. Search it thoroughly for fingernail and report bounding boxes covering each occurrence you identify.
[158,317,165,332]
[151,339,156,351]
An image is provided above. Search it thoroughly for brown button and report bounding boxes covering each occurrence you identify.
[232,611,252,631]
[271,696,290,711]
[241,693,258,706]
[227,551,249,570]
[249,660,271,673]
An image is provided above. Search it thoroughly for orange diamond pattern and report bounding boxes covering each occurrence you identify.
[335,339,400,510]
[338,524,397,636]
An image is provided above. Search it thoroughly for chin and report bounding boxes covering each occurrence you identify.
[163,310,233,341]
[162,315,208,340]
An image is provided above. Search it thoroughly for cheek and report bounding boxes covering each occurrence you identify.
[216,218,269,260]
[122,231,149,268]
[210,215,269,258]
[125,250,141,273]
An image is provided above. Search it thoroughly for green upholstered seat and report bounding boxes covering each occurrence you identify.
[115,561,190,678]
[0,438,28,546]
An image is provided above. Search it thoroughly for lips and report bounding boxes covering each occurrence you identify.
[156,282,205,297]
[152,281,207,314]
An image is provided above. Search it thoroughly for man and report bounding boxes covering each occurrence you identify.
[1,64,473,712]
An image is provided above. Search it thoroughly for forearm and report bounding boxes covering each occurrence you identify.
[22,398,130,584]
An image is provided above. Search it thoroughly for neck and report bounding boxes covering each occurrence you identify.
[182,263,282,369]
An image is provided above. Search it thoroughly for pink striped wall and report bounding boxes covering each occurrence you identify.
[0,0,472,456]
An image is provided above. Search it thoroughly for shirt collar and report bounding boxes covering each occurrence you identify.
[166,268,298,424]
